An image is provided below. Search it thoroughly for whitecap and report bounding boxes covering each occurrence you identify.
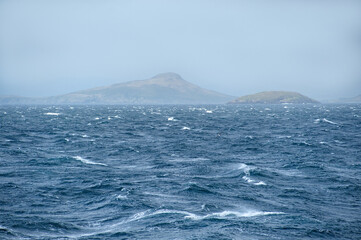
[127,210,150,222]
[0,224,8,230]
[238,163,253,174]
[149,209,283,221]
[254,181,267,186]
[115,194,128,200]
[169,157,209,162]
[182,126,190,130]
[322,118,337,125]
[242,176,253,183]
[273,169,304,177]
[168,117,175,121]
[0,224,11,233]
[205,210,283,218]
[63,208,284,238]
[314,118,337,125]
[44,112,60,116]
[242,176,266,186]
[152,209,200,220]
[237,210,284,217]
[239,163,266,185]
[301,141,312,146]
[276,135,292,139]
[73,156,107,166]
[205,110,213,113]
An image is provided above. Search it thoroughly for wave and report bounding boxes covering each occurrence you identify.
[239,163,266,185]
[238,163,253,174]
[44,112,60,116]
[62,208,284,238]
[322,118,337,125]
[115,194,128,200]
[169,157,209,162]
[200,210,284,219]
[131,209,284,221]
[242,176,266,185]
[73,156,107,166]
[0,224,11,233]
[314,118,338,125]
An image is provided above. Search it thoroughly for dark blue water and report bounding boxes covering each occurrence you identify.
[1,104,360,239]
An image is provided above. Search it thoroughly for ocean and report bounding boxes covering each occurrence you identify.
[0,104,360,239]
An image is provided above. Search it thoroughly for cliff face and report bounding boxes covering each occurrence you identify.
[0,73,235,105]
[229,91,319,104]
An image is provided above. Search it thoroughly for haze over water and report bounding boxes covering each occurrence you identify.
[1,1,361,100]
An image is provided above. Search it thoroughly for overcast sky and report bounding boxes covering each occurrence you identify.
[0,0,360,100]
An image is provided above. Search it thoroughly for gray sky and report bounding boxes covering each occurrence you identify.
[0,0,360,100]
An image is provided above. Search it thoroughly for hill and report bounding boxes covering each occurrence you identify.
[228,91,319,104]
[0,73,235,105]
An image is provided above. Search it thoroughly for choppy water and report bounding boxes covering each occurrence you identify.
[1,104,360,239]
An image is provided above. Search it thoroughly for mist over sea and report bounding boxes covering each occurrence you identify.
[1,104,360,239]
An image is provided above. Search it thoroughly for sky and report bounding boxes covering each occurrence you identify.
[0,0,360,100]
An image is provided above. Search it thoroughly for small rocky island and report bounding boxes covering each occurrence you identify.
[228,91,319,104]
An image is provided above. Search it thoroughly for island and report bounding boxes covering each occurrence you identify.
[0,73,235,105]
[228,91,319,104]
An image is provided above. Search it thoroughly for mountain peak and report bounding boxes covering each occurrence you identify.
[119,72,191,90]
[151,72,184,81]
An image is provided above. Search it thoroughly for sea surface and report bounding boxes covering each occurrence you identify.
[0,104,360,240]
